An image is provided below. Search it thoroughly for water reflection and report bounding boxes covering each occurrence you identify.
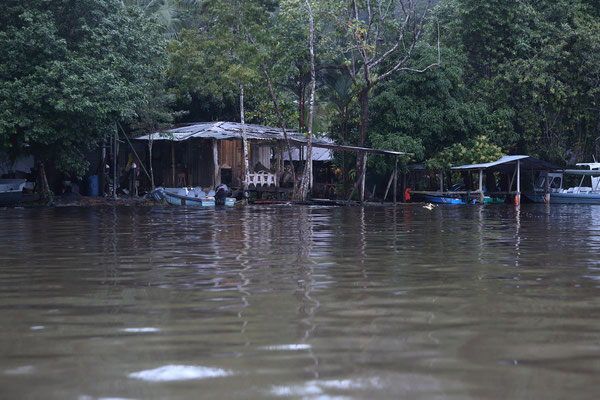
[294,206,320,379]
[0,204,600,399]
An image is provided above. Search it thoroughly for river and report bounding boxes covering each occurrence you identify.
[1,204,599,399]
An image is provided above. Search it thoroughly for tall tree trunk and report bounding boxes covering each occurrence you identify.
[37,160,52,203]
[240,85,250,200]
[345,1,438,201]
[148,134,155,190]
[294,0,316,202]
[357,88,370,148]
[299,81,304,133]
[99,139,106,196]
[261,64,297,193]
[356,87,370,202]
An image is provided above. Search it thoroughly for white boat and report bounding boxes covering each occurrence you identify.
[525,162,600,204]
[153,187,235,206]
[0,179,26,205]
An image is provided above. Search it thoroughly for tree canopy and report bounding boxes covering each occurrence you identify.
[0,0,167,176]
[3,0,600,191]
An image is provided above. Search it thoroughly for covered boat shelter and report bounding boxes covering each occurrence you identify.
[450,155,557,204]
[136,122,408,202]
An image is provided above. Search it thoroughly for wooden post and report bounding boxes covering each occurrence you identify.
[402,169,407,202]
[440,171,444,192]
[309,145,313,193]
[467,171,472,190]
[239,86,250,198]
[544,170,550,203]
[276,143,282,199]
[130,163,137,196]
[275,144,280,198]
[113,124,117,199]
[171,142,175,187]
[393,155,398,204]
[99,139,105,197]
[516,160,521,205]
[213,139,220,187]
[508,167,517,195]
[347,165,367,204]
[479,168,484,204]
[186,141,191,186]
[383,171,394,203]
[360,153,367,202]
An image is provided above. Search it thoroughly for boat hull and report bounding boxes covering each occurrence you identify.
[423,194,476,205]
[484,196,505,204]
[0,179,25,206]
[0,191,23,206]
[525,192,600,204]
[161,188,235,206]
[164,191,215,206]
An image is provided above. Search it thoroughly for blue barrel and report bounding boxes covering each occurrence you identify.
[87,175,99,197]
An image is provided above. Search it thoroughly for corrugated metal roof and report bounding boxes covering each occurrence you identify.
[137,121,317,143]
[451,155,557,171]
[136,121,408,155]
[284,146,333,161]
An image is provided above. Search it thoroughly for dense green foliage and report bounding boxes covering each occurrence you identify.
[0,0,166,176]
[434,0,599,166]
[2,0,600,186]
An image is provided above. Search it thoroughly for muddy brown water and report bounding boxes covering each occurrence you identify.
[1,204,600,399]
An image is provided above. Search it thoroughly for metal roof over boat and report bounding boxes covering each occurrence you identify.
[451,155,557,172]
[136,121,408,156]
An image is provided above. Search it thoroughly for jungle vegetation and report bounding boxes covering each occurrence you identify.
[2,0,600,198]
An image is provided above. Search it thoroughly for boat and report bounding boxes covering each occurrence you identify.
[422,194,476,204]
[152,186,235,206]
[420,183,477,204]
[484,196,506,204]
[525,162,600,204]
[163,187,216,206]
[0,179,26,206]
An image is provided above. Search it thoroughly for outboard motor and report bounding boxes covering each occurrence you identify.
[215,184,231,205]
[150,187,165,202]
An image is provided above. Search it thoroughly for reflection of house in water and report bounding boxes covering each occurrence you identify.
[137,122,406,200]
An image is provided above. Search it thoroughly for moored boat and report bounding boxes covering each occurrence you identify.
[423,194,476,204]
[525,163,600,204]
[152,187,235,206]
[0,179,26,206]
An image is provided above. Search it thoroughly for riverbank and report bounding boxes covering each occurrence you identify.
[5,192,155,208]
[5,193,412,208]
